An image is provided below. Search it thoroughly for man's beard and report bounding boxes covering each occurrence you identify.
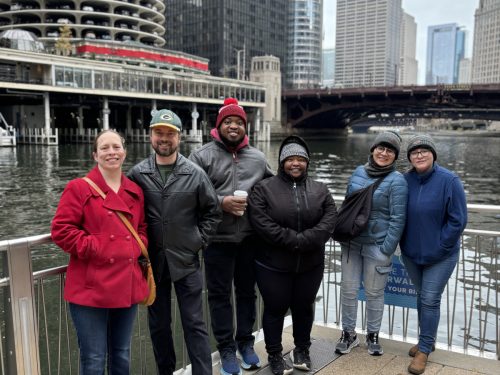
[219,129,243,148]
[153,142,177,157]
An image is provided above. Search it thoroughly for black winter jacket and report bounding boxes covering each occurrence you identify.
[248,138,337,273]
[128,153,221,282]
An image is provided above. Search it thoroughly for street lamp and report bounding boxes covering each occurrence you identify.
[234,45,245,80]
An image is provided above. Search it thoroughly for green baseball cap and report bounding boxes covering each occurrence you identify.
[149,109,182,132]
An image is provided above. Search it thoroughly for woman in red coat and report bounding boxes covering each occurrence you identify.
[51,130,148,374]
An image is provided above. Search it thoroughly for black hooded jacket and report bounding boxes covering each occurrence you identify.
[248,136,337,273]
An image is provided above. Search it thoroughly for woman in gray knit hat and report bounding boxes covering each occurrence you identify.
[400,134,467,375]
[335,131,408,357]
[248,135,337,375]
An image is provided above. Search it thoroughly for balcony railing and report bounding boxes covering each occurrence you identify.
[0,203,499,374]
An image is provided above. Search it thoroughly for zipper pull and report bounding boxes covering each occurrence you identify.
[293,182,296,189]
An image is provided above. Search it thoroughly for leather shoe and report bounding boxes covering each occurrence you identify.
[408,351,428,374]
[409,343,435,357]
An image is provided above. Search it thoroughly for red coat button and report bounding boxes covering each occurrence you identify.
[107,211,113,216]
[126,235,131,240]
[109,258,115,264]
[110,235,115,240]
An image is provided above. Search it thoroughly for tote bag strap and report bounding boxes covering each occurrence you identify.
[82,177,149,261]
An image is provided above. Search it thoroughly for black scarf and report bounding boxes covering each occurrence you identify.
[364,155,396,177]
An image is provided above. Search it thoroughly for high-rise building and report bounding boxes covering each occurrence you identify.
[322,48,335,87]
[334,0,402,88]
[399,12,418,85]
[285,0,323,89]
[0,1,165,46]
[472,0,500,83]
[426,23,466,84]
[163,0,288,80]
[459,58,472,83]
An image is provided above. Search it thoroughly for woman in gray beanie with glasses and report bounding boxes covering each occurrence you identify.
[335,131,408,357]
[248,135,337,375]
[400,134,467,375]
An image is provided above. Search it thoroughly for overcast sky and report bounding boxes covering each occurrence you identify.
[323,0,479,84]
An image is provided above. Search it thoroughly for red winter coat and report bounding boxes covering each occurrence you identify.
[51,166,148,308]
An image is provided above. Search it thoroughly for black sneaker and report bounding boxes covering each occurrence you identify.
[366,332,383,356]
[335,330,359,354]
[268,352,293,375]
[290,347,311,371]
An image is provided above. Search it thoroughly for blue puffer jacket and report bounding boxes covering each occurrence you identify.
[344,166,408,256]
[400,164,467,265]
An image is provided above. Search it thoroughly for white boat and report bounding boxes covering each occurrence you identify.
[0,112,16,146]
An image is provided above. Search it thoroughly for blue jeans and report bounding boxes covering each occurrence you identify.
[402,251,459,354]
[69,303,137,375]
[340,243,393,333]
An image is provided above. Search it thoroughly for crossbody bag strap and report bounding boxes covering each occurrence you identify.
[372,176,385,191]
[82,177,149,261]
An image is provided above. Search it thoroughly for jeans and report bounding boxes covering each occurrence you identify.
[402,251,459,354]
[148,267,211,375]
[203,236,257,352]
[69,303,137,375]
[340,243,393,333]
[256,262,324,354]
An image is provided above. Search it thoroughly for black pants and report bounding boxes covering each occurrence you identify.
[203,237,257,352]
[148,268,211,375]
[255,262,324,354]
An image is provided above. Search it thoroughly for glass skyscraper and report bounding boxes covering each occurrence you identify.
[164,0,288,80]
[285,0,323,89]
[322,48,335,87]
[425,23,466,85]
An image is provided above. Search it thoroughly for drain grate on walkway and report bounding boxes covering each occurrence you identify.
[255,337,340,374]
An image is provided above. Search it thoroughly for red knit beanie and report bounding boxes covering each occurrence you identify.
[215,98,247,128]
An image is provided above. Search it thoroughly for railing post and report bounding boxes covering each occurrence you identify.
[6,241,40,375]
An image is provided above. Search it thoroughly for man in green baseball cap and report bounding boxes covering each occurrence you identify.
[128,108,221,375]
[149,109,183,132]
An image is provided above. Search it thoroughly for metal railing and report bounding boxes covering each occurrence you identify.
[318,227,499,359]
[0,204,499,374]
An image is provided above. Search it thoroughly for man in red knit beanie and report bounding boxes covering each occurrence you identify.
[190,98,273,375]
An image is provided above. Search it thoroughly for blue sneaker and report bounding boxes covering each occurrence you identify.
[238,342,261,370]
[220,348,242,375]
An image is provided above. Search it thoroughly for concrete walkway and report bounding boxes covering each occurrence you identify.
[209,324,500,375]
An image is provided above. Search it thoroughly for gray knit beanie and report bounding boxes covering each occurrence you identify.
[406,134,437,161]
[370,131,402,159]
[279,143,309,164]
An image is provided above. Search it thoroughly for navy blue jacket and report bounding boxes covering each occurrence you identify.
[400,164,467,265]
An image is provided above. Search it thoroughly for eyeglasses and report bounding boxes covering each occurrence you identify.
[409,149,431,158]
[375,145,395,156]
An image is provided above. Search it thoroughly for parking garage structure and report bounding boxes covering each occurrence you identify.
[0,0,165,47]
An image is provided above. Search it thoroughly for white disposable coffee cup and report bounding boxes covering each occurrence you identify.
[234,190,248,216]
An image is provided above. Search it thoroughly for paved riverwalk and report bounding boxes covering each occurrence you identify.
[208,324,500,375]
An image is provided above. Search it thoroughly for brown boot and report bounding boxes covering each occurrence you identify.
[409,344,435,357]
[408,351,428,374]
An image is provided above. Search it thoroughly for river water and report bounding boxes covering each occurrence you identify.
[1,131,499,241]
[0,131,499,357]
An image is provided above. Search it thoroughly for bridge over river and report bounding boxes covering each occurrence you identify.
[283,84,500,128]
